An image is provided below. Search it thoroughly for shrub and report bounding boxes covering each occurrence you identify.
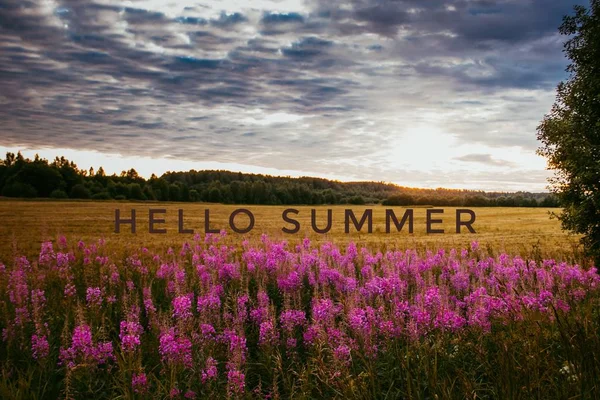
[50,189,69,199]
[382,194,415,206]
[1,182,38,198]
[70,184,91,199]
[91,192,112,200]
[348,196,365,205]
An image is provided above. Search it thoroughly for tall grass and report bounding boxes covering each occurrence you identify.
[0,233,598,399]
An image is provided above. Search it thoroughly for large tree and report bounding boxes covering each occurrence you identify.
[537,0,600,265]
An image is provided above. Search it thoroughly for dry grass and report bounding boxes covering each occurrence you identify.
[0,199,583,262]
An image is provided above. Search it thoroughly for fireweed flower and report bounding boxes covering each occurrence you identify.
[256,290,270,308]
[450,271,470,292]
[58,251,74,268]
[157,263,173,279]
[109,270,120,285]
[250,292,270,324]
[15,256,32,272]
[277,270,302,292]
[235,294,249,323]
[158,329,193,368]
[279,310,306,332]
[303,324,322,345]
[258,321,279,346]
[55,252,72,274]
[8,268,29,306]
[199,323,217,343]
[435,310,467,331]
[223,330,247,365]
[30,289,46,315]
[64,282,77,298]
[174,267,186,285]
[325,327,350,349]
[86,287,103,306]
[201,357,218,383]
[250,306,269,324]
[172,294,193,320]
[8,268,30,328]
[219,263,241,281]
[348,307,377,336]
[312,298,339,325]
[2,234,600,397]
[195,264,212,285]
[58,235,68,249]
[95,256,109,265]
[132,372,149,394]
[197,288,222,320]
[143,287,157,315]
[119,320,143,352]
[181,242,192,256]
[59,324,114,368]
[227,369,245,397]
[423,286,442,310]
[333,344,352,366]
[31,334,49,360]
[38,241,55,266]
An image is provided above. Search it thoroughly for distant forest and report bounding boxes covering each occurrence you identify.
[0,152,559,207]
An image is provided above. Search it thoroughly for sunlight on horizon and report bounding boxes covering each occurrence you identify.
[0,145,551,192]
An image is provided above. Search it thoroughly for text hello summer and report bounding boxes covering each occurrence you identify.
[113,208,477,235]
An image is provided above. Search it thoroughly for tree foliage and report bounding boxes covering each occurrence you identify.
[0,151,556,207]
[537,1,600,264]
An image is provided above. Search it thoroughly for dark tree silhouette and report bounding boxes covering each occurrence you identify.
[537,1,600,265]
[0,152,557,207]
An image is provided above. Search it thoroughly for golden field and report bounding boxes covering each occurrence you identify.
[1,199,599,400]
[0,199,584,262]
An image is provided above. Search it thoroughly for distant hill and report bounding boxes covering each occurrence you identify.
[0,152,558,207]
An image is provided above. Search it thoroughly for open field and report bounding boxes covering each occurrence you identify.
[0,199,583,262]
[1,199,600,399]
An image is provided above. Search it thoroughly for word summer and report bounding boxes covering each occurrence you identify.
[114,208,477,235]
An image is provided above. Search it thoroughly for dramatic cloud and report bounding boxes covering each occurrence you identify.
[0,0,588,190]
[454,153,516,167]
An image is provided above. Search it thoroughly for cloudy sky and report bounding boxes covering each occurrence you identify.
[0,0,586,191]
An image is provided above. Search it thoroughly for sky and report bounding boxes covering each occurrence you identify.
[0,0,587,191]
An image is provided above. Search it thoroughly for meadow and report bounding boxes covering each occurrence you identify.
[1,200,599,399]
[0,200,583,262]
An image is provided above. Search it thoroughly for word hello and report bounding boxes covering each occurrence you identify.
[114,208,476,234]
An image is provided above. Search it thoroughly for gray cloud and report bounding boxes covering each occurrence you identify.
[0,0,587,190]
[454,153,516,167]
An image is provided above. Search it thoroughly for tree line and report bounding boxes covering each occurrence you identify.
[0,152,558,207]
